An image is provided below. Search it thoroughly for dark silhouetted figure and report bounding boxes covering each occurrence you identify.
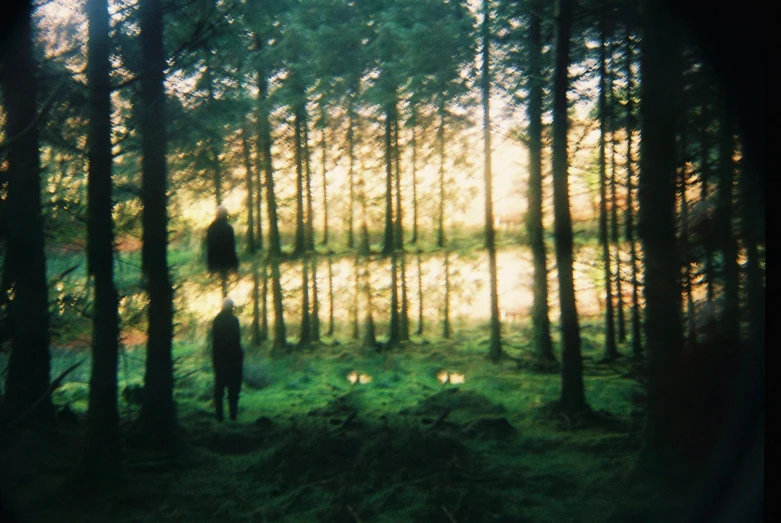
[207,205,239,297]
[211,298,244,422]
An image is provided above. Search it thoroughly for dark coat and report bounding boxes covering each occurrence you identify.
[211,310,244,378]
[206,217,239,273]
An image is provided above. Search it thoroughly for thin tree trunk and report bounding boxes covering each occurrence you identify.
[257,64,280,257]
[393,117,403,249]
[346,97,355,249]
[526,2,555,364]
[416,251,424,336]
[624,30,642,360]
[311,254,320,342]
[699,102,713,302]
[716,101,739,348]
[242,119,256,253]
[304,109,315,252]
[599,19,618,361]
[327,255,334,337]
[400,251,409,341]
[437,99,446,249]
[388,252,400,348]
[137,0,179,449]
[260,260,268,340]
[352,258,360,340]
[482,0,502,362]
[552,0,585,412]
[205,65,222,207]
[251,260,263,346]
[270,257,287,352]
[443,250,451,339]
[608,35,625,343]
[678,131,696,343]
[0,0,53,425]
[293,104,306,257]
[83,0,120,483]
[410,108,418,245]
[299,257,311,346]
[360,258,376,350]
[320,109,329,246]
[382,109,394,256]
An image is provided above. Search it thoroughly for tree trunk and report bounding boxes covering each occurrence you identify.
[327,255,335,337]
[83,0,120,483]
[299,257,311,346]
[304,109,315,252]
[387,252,400,348]
[442,250,451,339]
[0,0,53,425]
[436,99,446,249]
[608,35,625,344]
[311,254,320,342]
[205,65,222,207]
[251,260,263,346]
[270,257,287,352]
[382,109,394,256]
[346,97,355,249]
[552,0,585,412]
[699,102,713,302]
[624,30,642,360]
[639,0,684,458]
[678,130,696,343]
[257,66,280,257]
[599,20,618,361]
[352,258,360,340]
[482,0,502,362]
[393,117,403,249]
[137,0,179,450]
[716,101,739,348]
[320,109,329,246]
[360,258,377,350]
[293,104,306,257]
[526,3,555,364]
[260,260,269,340]
[242,119,256,253]
[416,251,424,336]
[410,108,418,245]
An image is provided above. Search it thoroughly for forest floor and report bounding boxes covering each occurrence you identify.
[0,327,683,523]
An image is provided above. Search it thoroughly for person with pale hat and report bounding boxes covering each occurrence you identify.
[211,297,244,421]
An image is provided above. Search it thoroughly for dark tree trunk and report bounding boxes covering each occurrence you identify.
[299,258,311,346]
[82,0,120,483]
[269,257,287,352]
[205,66,222,207]
[346,97,355,249]
[258,68,280,257]
[400,252,409,341]
[482,0,502,362]
[242,120,256,254]
[526,3,555,364]
[698,103,713,302]
[137,0,179,450]
[0,0,53,425]
[416,251,424,336]
[251,260,263,346]
[393,117,403,249]
[638,1,684,457]
[260,260,269,340]
[387,252,400,348]
[442,250,451,339]
[311,255,320,342]
[293,104,306,257]
[552,0,585,412]
[678,131,696,343]
[410,108,418,245]
[599,20,618,361]
[352,258,360,340]
[624,30,642,360]
[436,99,446,249]
[320,110,329,246]
[716,102,740,349]
[382,109,394,256]
[304,110,315,252]
[359,258,377,350]
[327,255,335,337]
[608,36,626,344]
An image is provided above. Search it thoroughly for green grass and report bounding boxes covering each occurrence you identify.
[0,324,670,523]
